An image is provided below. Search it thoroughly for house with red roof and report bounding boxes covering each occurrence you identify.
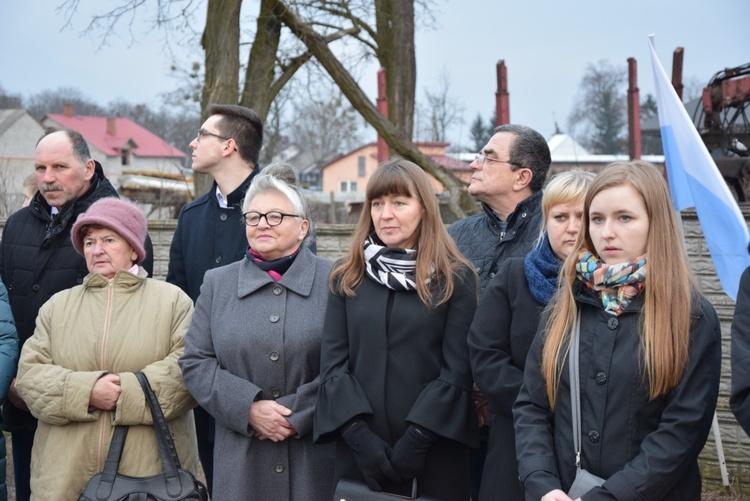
[43,105,186,190]
[319,141,471,194]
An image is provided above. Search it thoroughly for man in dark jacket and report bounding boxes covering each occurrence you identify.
[448,124,550,499]
[449,124,551,293]
[167,104,265,494]
[0,129,153,501]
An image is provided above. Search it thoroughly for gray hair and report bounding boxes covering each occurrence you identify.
[38,129,91,169]
[243,162,309,220]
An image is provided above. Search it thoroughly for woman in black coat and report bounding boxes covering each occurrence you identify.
[513,161,721,501]
[469,169,594,501]
[313,158,479,500]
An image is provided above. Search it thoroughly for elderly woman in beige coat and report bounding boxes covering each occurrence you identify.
[16,198,198,500]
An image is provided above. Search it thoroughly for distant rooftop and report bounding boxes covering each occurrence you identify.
[46,113,185,159]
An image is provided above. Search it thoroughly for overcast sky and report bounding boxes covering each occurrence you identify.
[1,0,748,148]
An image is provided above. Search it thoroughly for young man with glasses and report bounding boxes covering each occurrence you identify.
[167,103,264,495]
[447,124,551,501]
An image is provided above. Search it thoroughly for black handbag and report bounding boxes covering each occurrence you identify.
[79,372,207,501]
[333,478,439,501]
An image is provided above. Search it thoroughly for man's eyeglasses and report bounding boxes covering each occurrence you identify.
[196,129,232,142]
[243,211,301,227]
[474,153,522,169]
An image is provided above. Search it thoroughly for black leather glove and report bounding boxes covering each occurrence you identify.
[390,425,437,479]
[341,418,402,491]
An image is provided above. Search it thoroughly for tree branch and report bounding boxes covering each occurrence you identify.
[273,0,474,218]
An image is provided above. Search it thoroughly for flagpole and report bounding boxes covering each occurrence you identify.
[712,413,731,487]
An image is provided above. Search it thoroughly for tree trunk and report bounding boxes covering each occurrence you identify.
[197,0,242,196]
[273,0,475,219]
[374,0,416,140]
[241,0,281,121]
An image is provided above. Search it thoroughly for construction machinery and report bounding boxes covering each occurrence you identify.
[694,62,750,202]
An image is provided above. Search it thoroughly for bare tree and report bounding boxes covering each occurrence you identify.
[568,60,627,154]
[0,84,23,109]
[26,87,106,120]
[683,76,706,102]
[290,80,363,164]
[418,70,464,142]
[55,0,475,216]
[273,0,475,218]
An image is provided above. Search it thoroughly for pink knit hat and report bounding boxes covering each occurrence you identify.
[71,198,147,264]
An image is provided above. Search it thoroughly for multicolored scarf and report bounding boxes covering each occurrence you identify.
[524,234,562,305]
[576,249,647,316]
[363,233,418,291]
[246,246,300,282]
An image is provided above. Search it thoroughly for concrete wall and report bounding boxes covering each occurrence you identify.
[1,209,749,492]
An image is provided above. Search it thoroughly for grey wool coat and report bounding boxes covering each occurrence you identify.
[179,247,335,501]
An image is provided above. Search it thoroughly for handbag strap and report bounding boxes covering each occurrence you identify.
[95,425,129,499]
[135,372,185,498]
[135,372,182,470]
[568,314,583,469]
[93,372,184,499]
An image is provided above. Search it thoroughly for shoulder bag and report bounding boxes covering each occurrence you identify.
[79,372,207,501]
[566,315,605,499]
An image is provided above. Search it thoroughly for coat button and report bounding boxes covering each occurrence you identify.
[215,255,222,264]
[273,285,283,295]
[32,284,40,292]
[271,388,281,398]
[270,351,279,361]
[521,212,527,218]
[219,213,228,221]
[595,372,607,385]
[489,272,495,278]
[476,267,482,273]
[274,463,284,473]
[588,430,600,443]
[270,314,279,323]
[607,317,618,330]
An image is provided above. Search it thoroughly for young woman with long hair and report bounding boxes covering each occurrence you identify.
[513,161,721,501]
[313,158,479,500]
[469,169,595,501]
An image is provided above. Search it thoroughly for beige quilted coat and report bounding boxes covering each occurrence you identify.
[16,268,199,500]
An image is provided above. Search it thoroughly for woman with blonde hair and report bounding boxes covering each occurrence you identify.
[513,161,721,501]
[313,158,479,500]
[469,168,595,501]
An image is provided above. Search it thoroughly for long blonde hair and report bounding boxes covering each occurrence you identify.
[542,161,696,406]
[329,158,474,307]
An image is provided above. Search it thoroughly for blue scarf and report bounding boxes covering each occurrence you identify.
[524,234,562,305]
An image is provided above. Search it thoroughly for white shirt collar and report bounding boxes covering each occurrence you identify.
[215,186,229,209]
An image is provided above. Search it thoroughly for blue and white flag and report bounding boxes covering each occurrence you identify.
[648,34,749,300]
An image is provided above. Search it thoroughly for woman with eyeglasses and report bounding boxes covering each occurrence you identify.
[180,163,335,501]
[313,158,479,500]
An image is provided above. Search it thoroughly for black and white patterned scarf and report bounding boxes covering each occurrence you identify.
[363,234,418,291]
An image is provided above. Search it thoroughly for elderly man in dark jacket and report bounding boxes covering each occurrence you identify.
[448,124,551,499]
[449,124,551,293]
[0,129,153,501]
